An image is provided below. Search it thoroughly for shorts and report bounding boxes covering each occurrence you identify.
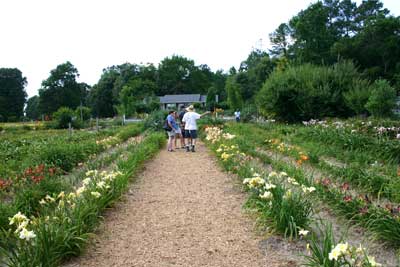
[175,128,182,135]
[167,130,175,137]
[185,130,197,139]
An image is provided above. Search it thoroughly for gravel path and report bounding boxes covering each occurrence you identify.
[64,142,282,267]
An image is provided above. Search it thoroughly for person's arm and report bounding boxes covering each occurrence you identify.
[167,117,173,128]
[200,111,211,118]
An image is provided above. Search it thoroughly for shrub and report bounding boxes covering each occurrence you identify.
[257,62,364,122]
[52,107,74,129]
[143,110,169,131]
[75,106,91,121]
[343,79,371,116]
[365,79,397,117]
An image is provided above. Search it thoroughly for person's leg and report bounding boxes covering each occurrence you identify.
[179,133,185,148]
[185,130,191,152]
[190,130,198,152]
[167,132,175,151]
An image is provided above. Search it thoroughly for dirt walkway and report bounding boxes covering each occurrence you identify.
[64,142,294,267]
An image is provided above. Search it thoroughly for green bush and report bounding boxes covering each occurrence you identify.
[143,110,169,131]
[52,107,74,129]
[0,203,17,230]
[14,178,69,217]
[75,106,91,121]
[343,79,371,116]
[256,62,365,122]
[365,79,397,118]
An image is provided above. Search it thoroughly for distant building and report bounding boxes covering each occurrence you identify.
[159,94,207,110]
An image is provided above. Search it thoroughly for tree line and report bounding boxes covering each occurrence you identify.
[1,0,399,122]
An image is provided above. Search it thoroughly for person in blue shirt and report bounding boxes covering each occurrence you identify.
[166,110,179,152]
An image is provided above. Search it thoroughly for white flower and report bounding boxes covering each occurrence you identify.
[82,178,91,186]
[45,195,55,203]
[15,220,29,234]
[19,228,36,241]
[9,212,28,225]
[91,191,101,198]
[307,186,316,193]
[76,186,86,196]
[242,178,251,184]
[287,177,299,185]
[85,170,96,177]
[299,229,309,236]
[39,199,47,205]
[328,248,340,261]
[336,243,349,254]
[264,183,276,190]
[268,171,278,178]
[367,256,381,267]
[279,172,288,177]
[259,191,273,200]
[96,181,106,189]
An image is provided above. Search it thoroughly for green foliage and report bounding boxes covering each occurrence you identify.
[143,110,169,131]
[157,55,211,95]
[52,107,76,129]
[302,222,339,267]
[226,76,243,110]
[25,96,40,120]
[14,178,69,217]
[257,62,366,122]
[0,68,27,122]
[365,79,397,117]
[343,79,371,115]
[118,79,157,116]
[38,62,88,116]
[75,106,91,121]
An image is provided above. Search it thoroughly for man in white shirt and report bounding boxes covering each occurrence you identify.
[182,105,210,152]
[234,110,241,122]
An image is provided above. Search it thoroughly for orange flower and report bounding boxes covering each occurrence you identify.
[300,155,309,161]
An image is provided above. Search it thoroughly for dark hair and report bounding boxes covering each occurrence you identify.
[168,110,175,114]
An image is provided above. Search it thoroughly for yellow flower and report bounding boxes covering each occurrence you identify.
[57,191,65,199]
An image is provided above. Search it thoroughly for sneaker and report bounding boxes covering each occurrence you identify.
[186,146,190,152]
[191,146,195,152]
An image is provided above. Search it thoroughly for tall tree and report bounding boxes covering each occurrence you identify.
[25,95,40,120]
[225,76,243,110]
[157,55,196,95]
[269,23,292,57]
[118,79,157,116]
[0,68,27,122]
[88,69,119,117]
[289,2,338,64]
[38,62,87,115]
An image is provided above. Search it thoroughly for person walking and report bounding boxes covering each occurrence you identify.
[182,105,210,152]
[174,111,185,149]
[234,109,241,122]
[166,110,179,152]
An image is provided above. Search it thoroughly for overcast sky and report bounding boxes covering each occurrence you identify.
[1,0,399,97]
